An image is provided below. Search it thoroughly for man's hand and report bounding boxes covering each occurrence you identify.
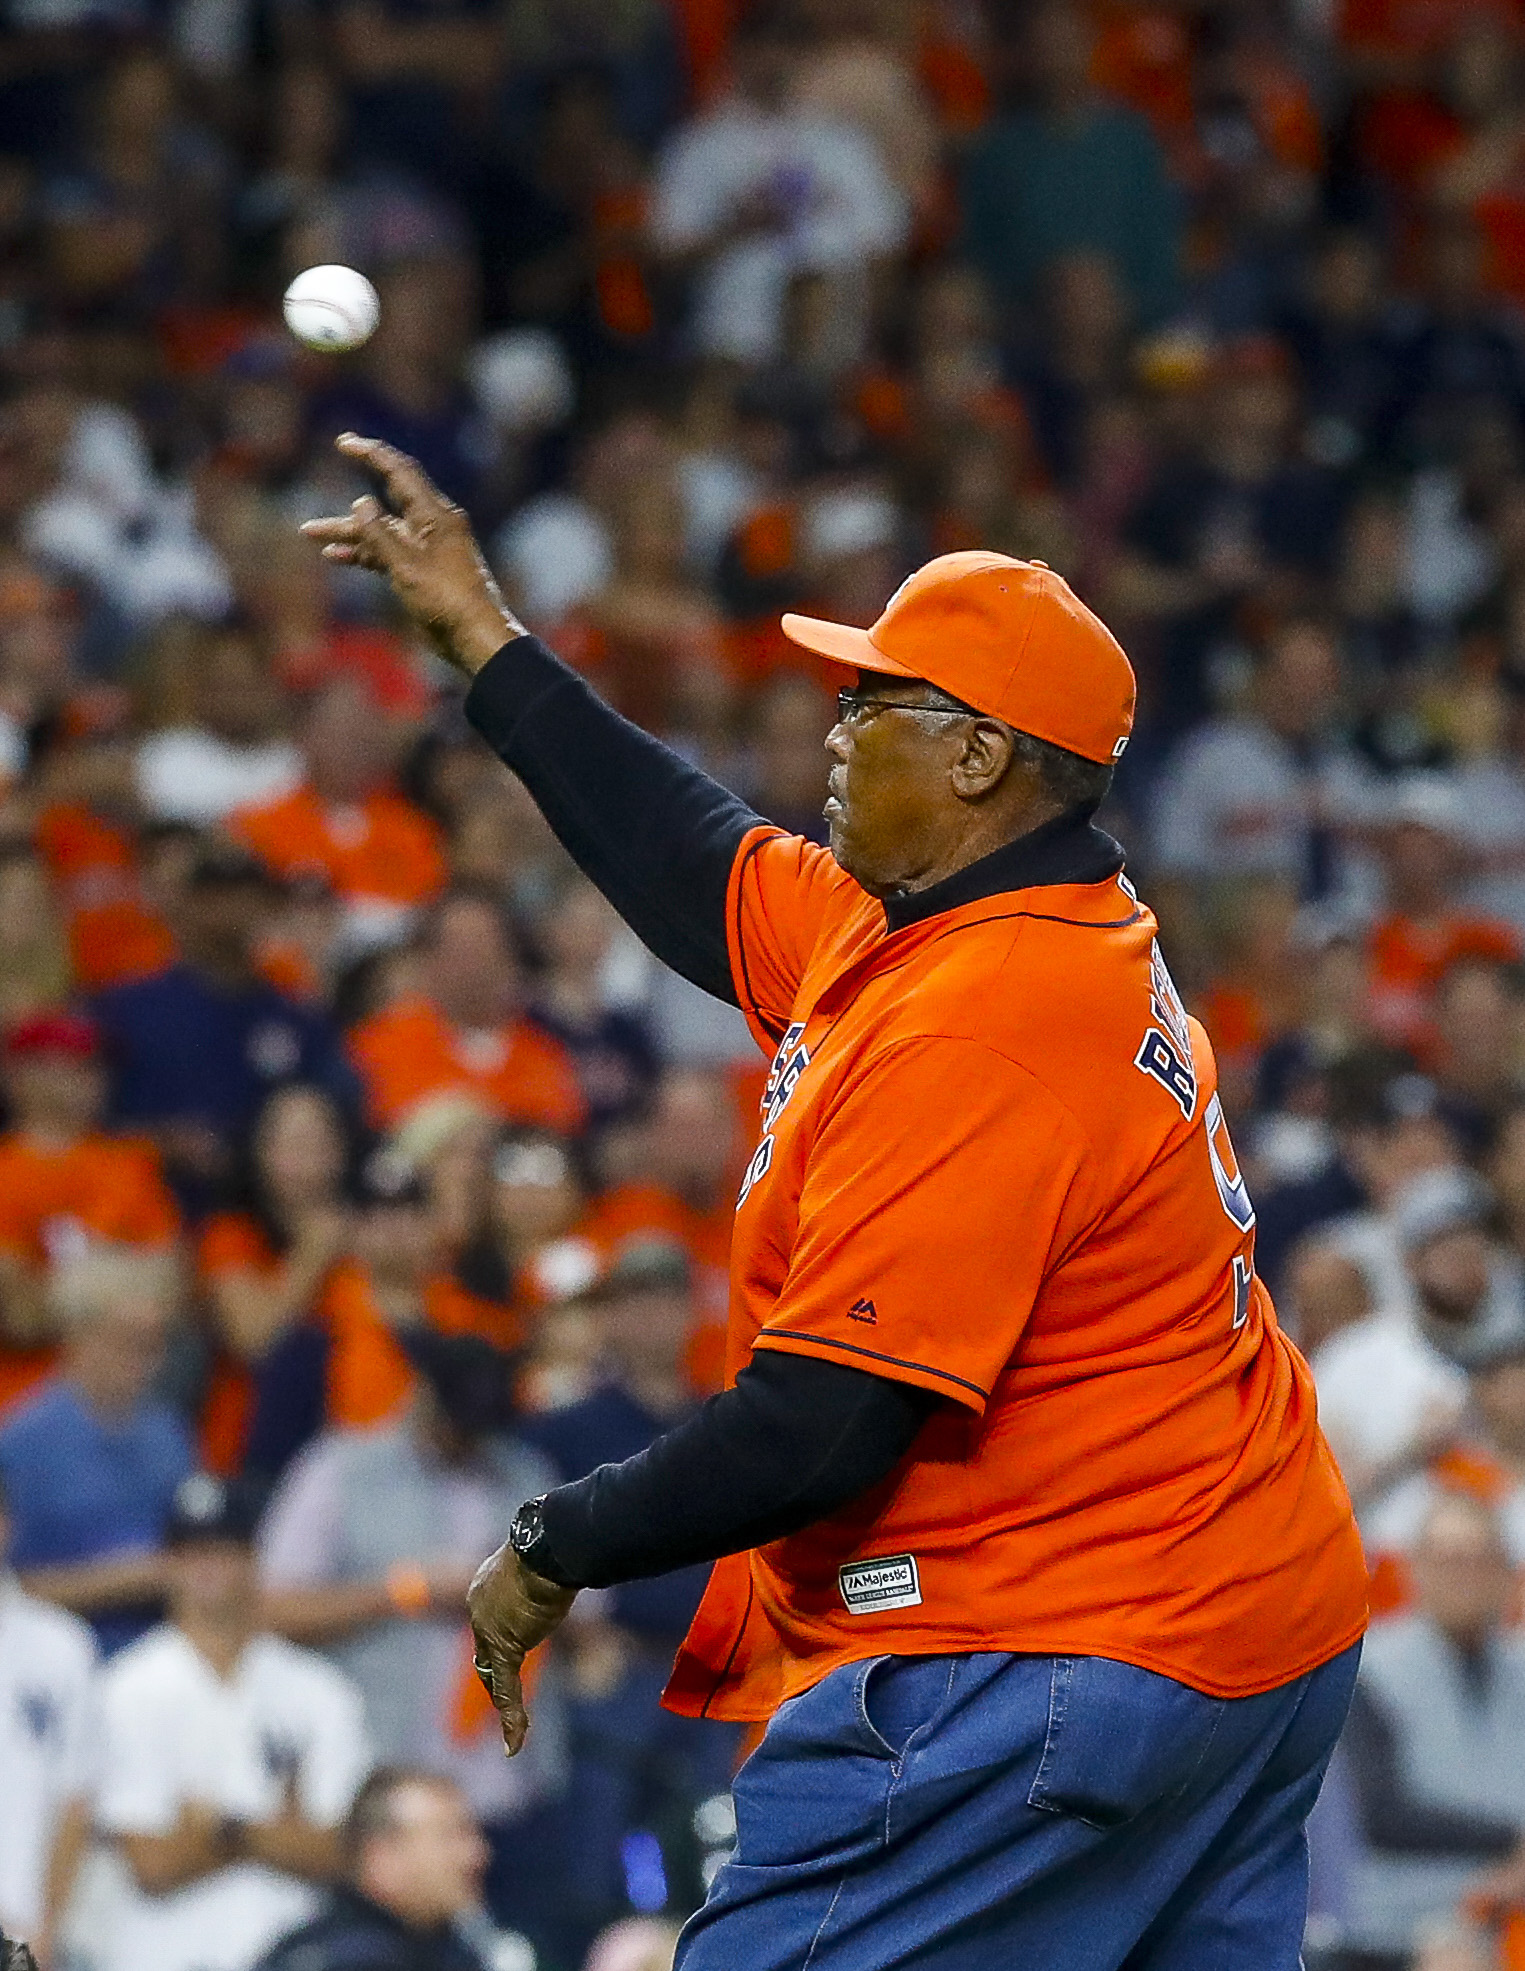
[299,435,524,678]
[467,1541,576,1757]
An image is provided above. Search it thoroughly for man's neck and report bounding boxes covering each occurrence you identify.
[67,1375,136,1427]
[188,951,258,993]
[179,1615,255,1681]
[18,1119,85,1154]
[882,807,1122,934]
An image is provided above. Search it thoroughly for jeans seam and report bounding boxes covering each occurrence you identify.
[800,1873,848,1970]
[1027,1656,1074,1813]
[884,1656,960,1846]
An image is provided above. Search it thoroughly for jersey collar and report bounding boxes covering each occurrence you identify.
[882,808,1126,933]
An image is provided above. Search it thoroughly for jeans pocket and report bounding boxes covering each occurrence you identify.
[857,1653,958,1764]
[1027,1656,1227,1830]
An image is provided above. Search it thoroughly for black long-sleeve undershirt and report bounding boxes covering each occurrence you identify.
[464,636,942,1588]
[464,635,761,1003]
[536,1351,937,1588]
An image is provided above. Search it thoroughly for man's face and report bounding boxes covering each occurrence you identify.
[181,879,268,972]
[357,1200,433,1284]
[429,899,518,1030]
[6,1051,105,1132]
[167,1538,258,1630]
[1257,625,1339,740]
[196,634,282,742]
[1474,1356,1525,1458]
[360,1781,488,1927]
[824,673,976,897]
[1411,1503,1514,1646]
[69,1298,170,1414]
[1409,1225,1494,1324]
[600,1283,693,1383]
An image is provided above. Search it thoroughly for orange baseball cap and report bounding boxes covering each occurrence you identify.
[781,551,1136,764]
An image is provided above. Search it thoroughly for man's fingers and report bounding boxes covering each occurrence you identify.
[301,496,404,574]
[494,1659,529,1756]
[335,433,448,525]
[475,1643,528,1755]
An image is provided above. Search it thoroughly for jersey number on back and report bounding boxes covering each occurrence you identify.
[1136,943,1259,1336]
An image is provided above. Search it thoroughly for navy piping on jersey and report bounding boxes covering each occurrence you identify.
[758,1332,989,1402]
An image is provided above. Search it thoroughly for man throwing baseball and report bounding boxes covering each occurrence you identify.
[303,437,1366,1971]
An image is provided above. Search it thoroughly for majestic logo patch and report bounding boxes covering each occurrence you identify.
[847,1297,877,1324]
[838,1553,923,1615]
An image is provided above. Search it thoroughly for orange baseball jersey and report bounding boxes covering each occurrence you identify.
[320,1260,525,1429]
[663,828,1367,1722]
[231,782,447,912]
[0,1131,181,1412]
[34,803,178,991]
[348,995,588,1135]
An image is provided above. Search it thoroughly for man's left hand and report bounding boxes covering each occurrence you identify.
[467,1543,577,1756]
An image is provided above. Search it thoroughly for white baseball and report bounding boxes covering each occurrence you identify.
[282,265,380,353]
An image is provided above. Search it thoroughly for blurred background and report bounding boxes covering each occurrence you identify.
[5,0,1525,1967]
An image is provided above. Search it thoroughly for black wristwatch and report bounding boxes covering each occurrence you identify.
[508,1495,577,1586]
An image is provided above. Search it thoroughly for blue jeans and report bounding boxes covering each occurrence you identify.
[677,1645,1361,1971]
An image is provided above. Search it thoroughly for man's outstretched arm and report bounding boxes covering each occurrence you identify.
[301,435,764,1001]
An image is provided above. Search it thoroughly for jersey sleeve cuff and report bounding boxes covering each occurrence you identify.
[751,1328,988,1415]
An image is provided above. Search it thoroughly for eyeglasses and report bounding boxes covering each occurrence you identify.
[834,690,975,728]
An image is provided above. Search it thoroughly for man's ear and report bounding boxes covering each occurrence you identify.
[950,720,1016,801]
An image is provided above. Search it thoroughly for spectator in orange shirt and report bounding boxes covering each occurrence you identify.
[197,1083,356,1476]
[251,1152,522,1468]
[590,1067,745,1388]
[231,678,447,956]
[1367,777,1522,1056]
[348,886,586,1136]
[0,1012,180,1416]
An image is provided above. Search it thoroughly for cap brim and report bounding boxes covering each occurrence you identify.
[780,613,915,678]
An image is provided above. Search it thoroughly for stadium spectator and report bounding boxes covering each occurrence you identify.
[88,1473,369,1971]
[959,0,1181,328]
[133,624,301,828]
[1150,616,1377,915]
[531,876,659,1132]
[308,256,490,520]
[1365,778,1522,1058]
[258,1332,567,1958]
[1340,1495,1525,1960]
[589,1067,743,1381]
[1427,955,1525,1149]
[1313,1165,1525,1518]
[582,1918,682,1971]
[648,7,906,367]
[0,847,72,1028]
[348,886,585,1135]
[0,1465,97,1956]
[252,1768,518,1971]
[197,1084,355,1479]
[527,1238,740,1952]
[0,1248,191,1652]
[94,844,357,1210]
[232,679,447,958]
[0,1009,179,1412]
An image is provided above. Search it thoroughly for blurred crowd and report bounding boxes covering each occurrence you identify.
[8,0,1525,1966]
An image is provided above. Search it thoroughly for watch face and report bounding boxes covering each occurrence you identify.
[511,1500,543,1555]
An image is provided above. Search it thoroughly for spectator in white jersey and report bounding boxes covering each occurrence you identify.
[0,1465,97,1960]
[86,1474,369,1971]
